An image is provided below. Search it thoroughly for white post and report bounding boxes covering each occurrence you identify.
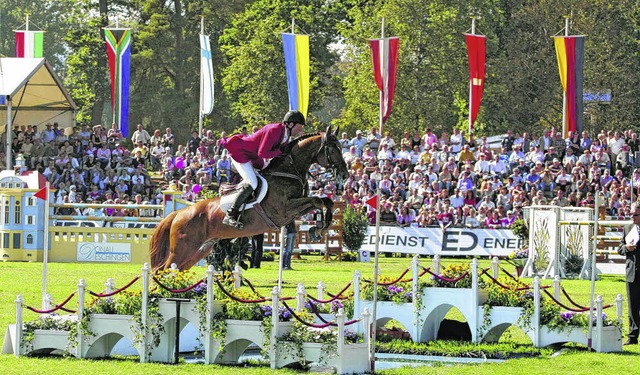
[553,275,561,301]
[205,265,214,364]
[587,194,601,350]
[232,265,242,289]
[371,163,383,372]
[411,255,419,303]
[616,294,623,325]
[278,227,285,292]
[269,286,279,369]
[77,279,86,358]
[336,308,345,366]
[104,278,115,302]
[316,280,325,301]
[296,283,306,312]
[491,256,499,279]
[44,294,53,312]
[141,263,150,363]
[353,270,361,333]
[170,263,178,273]
[41,182,50,309]
[595,295,603,351]
[433,254,441,275]
[532,277,541,347]
[14,295,23,357]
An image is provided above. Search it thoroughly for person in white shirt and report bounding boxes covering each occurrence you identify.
[379,131,396,151]
[490,154,508,178]
[449,128,463,154]
[474,153,491,175]
[350,130,367,156]
[377,143,394,167]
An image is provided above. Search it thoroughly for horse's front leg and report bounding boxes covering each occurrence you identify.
[284,197,334,235]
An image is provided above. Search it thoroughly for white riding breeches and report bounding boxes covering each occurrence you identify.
[232,159,258,189]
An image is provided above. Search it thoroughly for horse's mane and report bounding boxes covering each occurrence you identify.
[264,131,323,171]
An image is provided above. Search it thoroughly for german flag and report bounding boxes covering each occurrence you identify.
[554,36,585,137]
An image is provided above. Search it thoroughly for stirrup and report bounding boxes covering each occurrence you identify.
[223,214,244,230]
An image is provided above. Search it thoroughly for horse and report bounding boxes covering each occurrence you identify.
[149,125,349,270]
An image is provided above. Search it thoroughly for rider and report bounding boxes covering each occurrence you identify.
[222,110,305,228]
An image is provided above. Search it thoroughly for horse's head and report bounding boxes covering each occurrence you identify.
[317,124,349,188]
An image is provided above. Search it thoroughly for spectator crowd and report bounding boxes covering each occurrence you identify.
[4,122,637,228]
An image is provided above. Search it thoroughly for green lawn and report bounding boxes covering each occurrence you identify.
[1,256,638,374]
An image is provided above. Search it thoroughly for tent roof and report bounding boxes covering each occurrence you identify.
[0,57,76,111]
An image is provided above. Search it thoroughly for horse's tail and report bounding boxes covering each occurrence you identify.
[149,211,178,270]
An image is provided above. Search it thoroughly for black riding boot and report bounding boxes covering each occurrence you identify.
[223,184,254,229]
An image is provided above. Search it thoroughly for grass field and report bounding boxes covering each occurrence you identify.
[1,256,638,374]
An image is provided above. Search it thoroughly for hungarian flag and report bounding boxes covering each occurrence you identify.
[465,34,486,129]
[370,37,399,126]
[200,33,214,116]
[105,28,131,137]
[554,36,585,137]
[15,30,44,58]
[282,33,310,118]
[34,186,47,201]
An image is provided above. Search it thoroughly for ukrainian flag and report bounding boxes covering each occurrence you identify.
[282,33,309,118]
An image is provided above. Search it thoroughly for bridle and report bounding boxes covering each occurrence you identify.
[308,133,342,182]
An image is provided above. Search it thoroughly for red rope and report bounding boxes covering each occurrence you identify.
[88,275,141,297]
[152,275,205,294]
[363,268,410,285]
[306,282,352,303]
[214,278,267,303]
[542,289,589,312]
[282,300,359,327]
[483,271,518,291]
[559,286,613,310]
[26,292,76,314]
[243,278,264,298]
[418,267,430,278]
[425,269,470,283]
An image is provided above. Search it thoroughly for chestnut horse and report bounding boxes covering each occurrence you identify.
[149,125,349,270]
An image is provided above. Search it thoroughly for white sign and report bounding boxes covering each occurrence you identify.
[361,226,523,257]
[77,242,132,262]
[359,249,371,262]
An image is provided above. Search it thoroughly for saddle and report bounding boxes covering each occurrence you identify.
[218,175,269,214]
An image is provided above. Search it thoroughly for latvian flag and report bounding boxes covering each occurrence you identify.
[554,36,585,137]
[105,28,131,137]
[15,30,44,58]
[369,37,400,126]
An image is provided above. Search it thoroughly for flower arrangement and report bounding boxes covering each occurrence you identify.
[428,263,473,288]
[305,299,347,314]
[277,322,363,365]
[506,248,529,268]
[361,276,413,303]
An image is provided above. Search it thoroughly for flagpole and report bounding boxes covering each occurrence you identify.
[561,16,569,138]
[468,17,476,139]
[41,182,50,309]
[198,16,204,137]
[370,18,385,373]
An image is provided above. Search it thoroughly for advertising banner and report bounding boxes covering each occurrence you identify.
[77,242,132,262]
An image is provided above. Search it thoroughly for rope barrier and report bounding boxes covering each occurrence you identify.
[424,269,470,283]
[307,299,334,325]
[26,292,76,314]
[560,286,613,310]
[281,300,360,328]
[88,275,141,297]
[306,282,352,303]
[152,275,205,294]
[542,289,590,312]
[243,278,264,298]
[214,278,268,303]
[363,268,410,285]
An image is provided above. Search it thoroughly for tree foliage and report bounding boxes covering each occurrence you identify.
[3,1,640,140]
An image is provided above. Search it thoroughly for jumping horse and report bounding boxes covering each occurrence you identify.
[149,125,349,270]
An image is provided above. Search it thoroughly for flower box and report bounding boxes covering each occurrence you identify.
[28,329,70,355]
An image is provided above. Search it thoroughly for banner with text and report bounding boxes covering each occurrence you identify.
[77,242,132,262]
[361,226,522,257]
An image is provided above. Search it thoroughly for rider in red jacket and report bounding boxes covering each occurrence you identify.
[222,110,305,228]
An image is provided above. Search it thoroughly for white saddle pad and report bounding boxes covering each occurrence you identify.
[219,175,268,213]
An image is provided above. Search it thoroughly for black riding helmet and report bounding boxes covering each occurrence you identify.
[283,110,305,126]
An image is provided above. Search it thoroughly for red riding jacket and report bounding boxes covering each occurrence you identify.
[223,123,287,169]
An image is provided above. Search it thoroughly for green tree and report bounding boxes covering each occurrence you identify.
[219,0,347,130]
